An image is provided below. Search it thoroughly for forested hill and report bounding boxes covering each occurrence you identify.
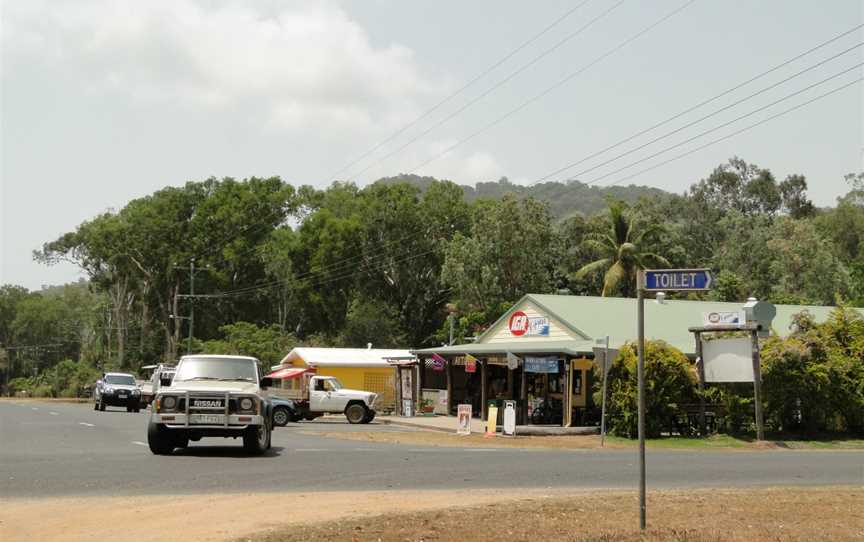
[375,174,672,218]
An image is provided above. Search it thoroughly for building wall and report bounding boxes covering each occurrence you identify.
[484,300,582,343]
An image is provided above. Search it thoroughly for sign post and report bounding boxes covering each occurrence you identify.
[593,337,618,448]
[637,268,714,531]
[636,278,647,531]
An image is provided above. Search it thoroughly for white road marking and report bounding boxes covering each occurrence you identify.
[49,411,59,416]
[294,448,327,452]
[79,422,95,427]
[131,441,147,446]
[31,407,39,411]
[408,448,438,452]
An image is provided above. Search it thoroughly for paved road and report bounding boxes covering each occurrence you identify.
[1,401,862,498]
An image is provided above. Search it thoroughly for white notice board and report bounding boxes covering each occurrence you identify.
[701,337,754,383]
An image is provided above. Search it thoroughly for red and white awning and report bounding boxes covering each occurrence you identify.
[266,367,313,380]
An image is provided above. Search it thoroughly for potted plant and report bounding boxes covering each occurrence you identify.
[419,398,435,416]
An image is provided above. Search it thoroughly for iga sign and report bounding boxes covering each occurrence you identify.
[703,311,744,327]
[508,311,550,337]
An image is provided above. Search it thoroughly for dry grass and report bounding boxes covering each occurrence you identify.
[306,428,864,451]
[245,487,864,542]
[300,429,614,450]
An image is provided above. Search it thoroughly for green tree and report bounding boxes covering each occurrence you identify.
[574,201,670,297]
[442,194,555,312]
[200,322,296,367]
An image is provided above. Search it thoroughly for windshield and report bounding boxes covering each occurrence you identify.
[174,357,258,383]
[104,375,136,386]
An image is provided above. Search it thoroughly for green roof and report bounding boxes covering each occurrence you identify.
[418,295,862,357]
[413,340,596,357]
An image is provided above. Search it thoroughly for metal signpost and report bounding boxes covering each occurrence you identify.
[593,337,618,448]
[637,268,713,530]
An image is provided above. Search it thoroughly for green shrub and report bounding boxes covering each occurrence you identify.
[761,306,864,435]
[600,340,697,438]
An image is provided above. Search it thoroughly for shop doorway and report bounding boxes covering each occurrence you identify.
[526,367,564,425]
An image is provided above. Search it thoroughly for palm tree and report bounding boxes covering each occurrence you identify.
[574,202,670,297]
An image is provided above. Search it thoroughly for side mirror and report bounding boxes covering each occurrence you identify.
[96,380,102,386]
[260,377,274,389]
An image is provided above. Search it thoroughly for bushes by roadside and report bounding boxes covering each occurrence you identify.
[761,306,864,434]
[8,359,99,398]
[600,340,697,438]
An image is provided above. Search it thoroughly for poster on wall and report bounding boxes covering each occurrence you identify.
[457,404,472,435]
[524,356,559,373]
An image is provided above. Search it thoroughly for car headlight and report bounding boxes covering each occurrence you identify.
[105,387,114,394]
[132,389,140,395]
[161,395,177,410]
[239,397,254,411]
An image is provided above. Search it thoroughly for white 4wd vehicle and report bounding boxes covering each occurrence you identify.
[147,355,273,455]
[274,374,377,424]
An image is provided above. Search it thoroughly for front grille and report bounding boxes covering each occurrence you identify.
[177,397,245,413]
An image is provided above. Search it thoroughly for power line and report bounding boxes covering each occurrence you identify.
[598,77,863,189]
[324,0,593,182]
[399,0,698,177]
[529,42,864,186]
[587,74,864,188]
[529,23,864,186]
[343,0,629,182]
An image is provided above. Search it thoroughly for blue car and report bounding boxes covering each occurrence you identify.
[270,397,298,426]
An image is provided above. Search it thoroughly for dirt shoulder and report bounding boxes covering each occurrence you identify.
[248,487,864,542]
[0,489,556,542]
[2,488,860,542]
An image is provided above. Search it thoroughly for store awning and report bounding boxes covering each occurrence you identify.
[412,339,597,357]
[266,367,313,380]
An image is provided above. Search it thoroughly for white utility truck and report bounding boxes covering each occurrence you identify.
[148,355,273,455]
[275,373,377,424]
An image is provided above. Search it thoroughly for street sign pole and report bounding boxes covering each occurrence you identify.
[637,272,646,531]
[600,335,610,447]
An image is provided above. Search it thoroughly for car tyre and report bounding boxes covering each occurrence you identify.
[345,403,368,424]
[147,422,176,455]
[93,401,99,411]
[99,401,106,412]
[243,423,271,455]
[362,410,376,424]
[272,406,290,427]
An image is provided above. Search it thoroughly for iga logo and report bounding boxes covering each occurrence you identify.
[509,311,529,336]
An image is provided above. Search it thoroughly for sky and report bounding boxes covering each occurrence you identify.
[2,0,862,290]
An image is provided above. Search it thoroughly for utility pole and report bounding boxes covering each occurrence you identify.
[174,258,211,354]
[636,272,647,531]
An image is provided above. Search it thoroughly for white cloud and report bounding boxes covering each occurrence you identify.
[1,0,447,132]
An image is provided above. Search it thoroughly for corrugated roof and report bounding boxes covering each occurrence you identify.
[413,340,596,356]
[280,347,414,368]
[419,295,862,357]
[527,294,859,354]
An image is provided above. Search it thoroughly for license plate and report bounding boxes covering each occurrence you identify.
[118,392,128,397]
[190,414,225,424]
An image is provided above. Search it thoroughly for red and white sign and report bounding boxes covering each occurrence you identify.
[509,311,529,336]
